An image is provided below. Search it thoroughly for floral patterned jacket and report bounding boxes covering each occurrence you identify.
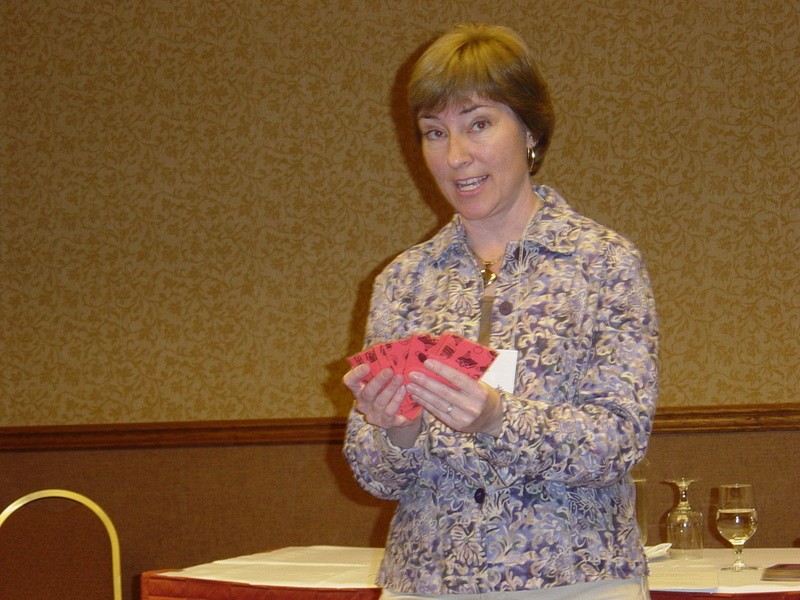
[344,185,659,595]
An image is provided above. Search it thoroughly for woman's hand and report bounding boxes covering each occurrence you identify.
[343,364,422,447]
[406,359,503,436]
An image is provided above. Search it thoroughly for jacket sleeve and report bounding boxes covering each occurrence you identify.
[342,266,429,500]
[474,241,659,488]
[343,409,429,500]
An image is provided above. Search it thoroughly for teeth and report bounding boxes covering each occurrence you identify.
[456,176,486,191]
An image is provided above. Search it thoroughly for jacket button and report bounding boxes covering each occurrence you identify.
[498,301,513,315]
[474,488,486,505]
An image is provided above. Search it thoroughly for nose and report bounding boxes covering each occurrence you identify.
[447,134,471,168]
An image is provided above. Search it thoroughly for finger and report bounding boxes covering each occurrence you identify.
[343,363,371,392]
[406,375,459,420]
[383,379,408,415]
[408,366,492,428]
[357,370,404,421]
[407,376,456,406]
[362,368,396,400]
[423,358,475,389]
[407,364,475,404]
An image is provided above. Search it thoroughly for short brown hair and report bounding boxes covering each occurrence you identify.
[408,24,555,174]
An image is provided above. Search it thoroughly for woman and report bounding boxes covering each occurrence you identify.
[343,23,658,599]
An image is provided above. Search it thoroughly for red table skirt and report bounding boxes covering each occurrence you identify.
[140,571,382,600]
[652,593,800,599]
[142,571,800,600]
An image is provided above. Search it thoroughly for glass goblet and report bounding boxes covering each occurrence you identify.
[716,483,758,571]
[665,477,704,559]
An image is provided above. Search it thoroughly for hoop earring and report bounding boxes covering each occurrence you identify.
[527,146,536,173]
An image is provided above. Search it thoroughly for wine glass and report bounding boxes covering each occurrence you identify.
[716,483,758,571]
[665,478,704,558]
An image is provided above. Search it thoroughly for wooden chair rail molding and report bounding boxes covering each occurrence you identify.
[1,404,799,451]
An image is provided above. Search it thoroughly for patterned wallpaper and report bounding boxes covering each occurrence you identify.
[2,0,798,426]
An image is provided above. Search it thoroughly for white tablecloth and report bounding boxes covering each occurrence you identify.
[158,546,383,588]
[158,545,800,593]
[648,547,800,593]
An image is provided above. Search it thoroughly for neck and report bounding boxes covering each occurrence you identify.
[464,189,541,259]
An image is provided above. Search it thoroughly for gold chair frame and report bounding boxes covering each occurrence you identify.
[0,489,122,600]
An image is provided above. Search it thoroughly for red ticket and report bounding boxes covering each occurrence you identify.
[347,333,497,420]
[431,333,497,379]
[346,347,383,382]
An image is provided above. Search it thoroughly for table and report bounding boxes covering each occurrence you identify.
[141,546,800,600]
[141,546,382,600]
[649,548,800,599]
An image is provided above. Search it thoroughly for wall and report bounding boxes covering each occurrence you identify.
[1,430,799,600]
[2,3,799,597]
[2,0,799,426]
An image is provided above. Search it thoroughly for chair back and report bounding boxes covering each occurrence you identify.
[0,489,122,600]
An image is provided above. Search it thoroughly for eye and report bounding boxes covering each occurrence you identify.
[472,119,490,132]
[422,128,446,141]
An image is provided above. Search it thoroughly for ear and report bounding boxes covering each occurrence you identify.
[526,130,538,149]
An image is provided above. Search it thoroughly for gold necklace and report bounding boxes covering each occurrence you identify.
[476,253,504,287]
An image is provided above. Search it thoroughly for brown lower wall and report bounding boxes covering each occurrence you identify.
[1,430,798,600]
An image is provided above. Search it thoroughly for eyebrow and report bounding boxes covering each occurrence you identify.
[418,103,488,121]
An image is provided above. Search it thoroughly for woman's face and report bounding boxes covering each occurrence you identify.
[417,96,534,226]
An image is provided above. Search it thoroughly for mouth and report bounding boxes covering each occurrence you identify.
[454,176,488,192]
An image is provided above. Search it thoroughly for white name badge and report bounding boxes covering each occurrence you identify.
[480,349,518,393]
